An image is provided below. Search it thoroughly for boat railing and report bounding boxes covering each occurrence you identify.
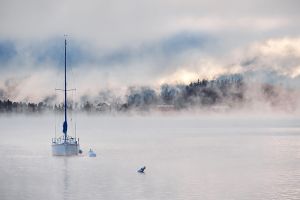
[52,135,79,145]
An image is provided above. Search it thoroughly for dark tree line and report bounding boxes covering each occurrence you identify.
[3,74,285,114]
[0,100,51,113]
[123,74,244,110]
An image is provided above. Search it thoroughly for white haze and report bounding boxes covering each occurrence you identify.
[1,37,300,113]
[0,0,300,113]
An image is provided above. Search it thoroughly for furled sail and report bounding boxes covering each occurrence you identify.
[63,121,68,134]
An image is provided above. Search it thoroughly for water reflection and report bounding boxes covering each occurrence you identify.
[63,158,70,200]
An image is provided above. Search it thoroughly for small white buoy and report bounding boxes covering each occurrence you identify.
[88,149,96,157]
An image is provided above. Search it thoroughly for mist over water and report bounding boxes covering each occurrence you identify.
[1,0,300,199]
[1,114,300,200]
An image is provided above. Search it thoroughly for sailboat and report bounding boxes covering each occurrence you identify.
[51,38,80,156]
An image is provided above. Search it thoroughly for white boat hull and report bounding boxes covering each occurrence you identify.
[88,150,96,157]
[52,143,79,156]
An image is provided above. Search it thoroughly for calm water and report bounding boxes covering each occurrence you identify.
[1,114,300,200]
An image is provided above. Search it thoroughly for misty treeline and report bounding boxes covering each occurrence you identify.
[0,74,297,114]
[123,74,244,111]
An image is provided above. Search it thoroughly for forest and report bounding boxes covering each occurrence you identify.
[0,74,291,114]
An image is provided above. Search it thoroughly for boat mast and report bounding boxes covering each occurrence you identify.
[63,38,68,142]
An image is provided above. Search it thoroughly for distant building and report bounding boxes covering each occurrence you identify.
[96,102,111,112]
[156,104,175,112]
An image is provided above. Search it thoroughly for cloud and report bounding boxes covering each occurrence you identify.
[1,36,300,102]
[240,37,300,79]
[158,36,300,87]
[157,59,241,85]
[0,40,17,63]
[0,0,299,47]
[0,32,211,67]
[175,17,291,33]
[0,0,299,103]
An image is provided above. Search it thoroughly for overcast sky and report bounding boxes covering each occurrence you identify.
[0,0,300,101]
